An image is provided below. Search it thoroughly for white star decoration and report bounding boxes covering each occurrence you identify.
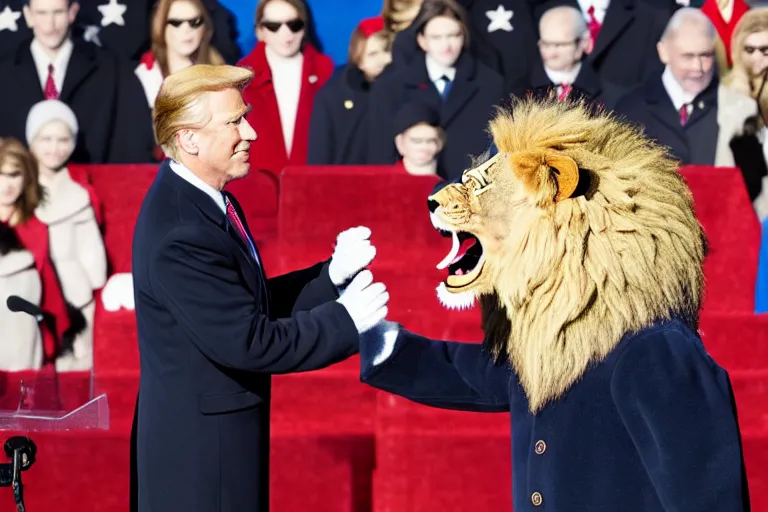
[486,4,513,33]
[0,5,21,32]
[83,25,102,46]
[97,0,127,27]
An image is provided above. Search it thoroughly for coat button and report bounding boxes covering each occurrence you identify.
[534,440,546,454]
[531,491,543,506]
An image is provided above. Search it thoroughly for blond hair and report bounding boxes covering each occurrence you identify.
[723,8,768,97]
[431,98,705,413]
[153,64,254,161]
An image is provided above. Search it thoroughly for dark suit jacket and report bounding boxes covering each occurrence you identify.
[389,0,575,89]
[368,51,504,181]
[614,75,720,165]
[308,65,372,165]
[131,160,359,511]
[0,38,155,164]
[508,60,626,111]
[586,0,674,88]
[360,318,750,511]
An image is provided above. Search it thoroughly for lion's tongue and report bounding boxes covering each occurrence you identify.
[451,238,476,265]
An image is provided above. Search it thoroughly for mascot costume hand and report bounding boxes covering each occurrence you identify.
[360,98,750,511]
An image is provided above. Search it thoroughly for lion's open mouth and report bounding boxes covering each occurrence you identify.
[436,230,485,289]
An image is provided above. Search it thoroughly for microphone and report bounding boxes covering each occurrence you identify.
[5,296,44,322]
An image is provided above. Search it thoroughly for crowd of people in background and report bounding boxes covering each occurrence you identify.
[2,0,768,371]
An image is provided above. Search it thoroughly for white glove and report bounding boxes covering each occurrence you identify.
[336,270,389,333]
[101,273,135,312]
[328,226,376,287]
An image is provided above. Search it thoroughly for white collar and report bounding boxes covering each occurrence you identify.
[661,66,697,110]
[30,38,73,90]
[169,159,226,214]
[545,63,582,86]
[425,55,456,84]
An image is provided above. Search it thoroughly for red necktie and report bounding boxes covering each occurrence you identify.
[226,199,259,265]
[558,83,572,101]
[44,64,58,100]
[680,104,689,126]
[586,6,602,50]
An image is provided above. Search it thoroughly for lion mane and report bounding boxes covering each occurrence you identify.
[429,97,706,413]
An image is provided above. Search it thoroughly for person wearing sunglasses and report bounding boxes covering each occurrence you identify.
[135,0,225,111]
[723,8,768,101]
[233,0,333,219]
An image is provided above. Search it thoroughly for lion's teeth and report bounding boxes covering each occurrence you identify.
[436,231,460,270]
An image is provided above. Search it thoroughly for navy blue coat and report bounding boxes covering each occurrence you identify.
[131,160,359,511]
[367,51,504,181]
[360,318,750,511]
[613,74,720,166]
[308,65,372,165]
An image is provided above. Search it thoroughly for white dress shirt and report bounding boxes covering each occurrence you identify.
[265,45,304,157]
[30,38,73,94]
[425,55,457,95]
[169,160,261,265]
[661,66,695,116]
[577,0,610,23]
[169,160,226,214]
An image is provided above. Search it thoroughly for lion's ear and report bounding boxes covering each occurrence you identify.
[509,151,579,205]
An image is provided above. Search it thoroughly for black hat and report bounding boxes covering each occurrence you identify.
[393,102,441,135]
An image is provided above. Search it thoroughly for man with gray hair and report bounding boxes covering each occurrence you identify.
[614,7,756,166]
[508,4,624,110]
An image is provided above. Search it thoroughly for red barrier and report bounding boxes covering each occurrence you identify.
[679,166,760,313]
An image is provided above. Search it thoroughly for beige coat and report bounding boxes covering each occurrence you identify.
[36,168,107,308]
[0,249,43,371]
[715,85,759,167]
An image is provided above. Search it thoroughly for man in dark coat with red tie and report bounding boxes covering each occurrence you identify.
[130,64,390,512]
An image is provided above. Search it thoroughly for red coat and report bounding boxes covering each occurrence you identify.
[237,42,334,176]
[701,0,749,67]
[14,216,70,362]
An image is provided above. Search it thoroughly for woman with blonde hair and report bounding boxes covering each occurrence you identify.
[723,8,768,100]
[135,0,225,109]
[308,16,393,164]
[0,138,70,368]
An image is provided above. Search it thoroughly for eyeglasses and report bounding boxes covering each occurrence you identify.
[166,16,204,29]
[745,45,768,56]
[260,18,305,33]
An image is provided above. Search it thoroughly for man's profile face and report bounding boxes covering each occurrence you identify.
[24,0,79,52]
[657,23,715,96]
[193,88,256,184]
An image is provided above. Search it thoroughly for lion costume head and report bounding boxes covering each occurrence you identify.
[428,98,706,413]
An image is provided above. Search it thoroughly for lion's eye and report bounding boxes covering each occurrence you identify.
[463,169,493,196]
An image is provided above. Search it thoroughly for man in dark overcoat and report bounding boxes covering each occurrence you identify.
[131,63,390,511]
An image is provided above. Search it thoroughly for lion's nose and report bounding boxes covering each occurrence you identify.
[427,199,439,213]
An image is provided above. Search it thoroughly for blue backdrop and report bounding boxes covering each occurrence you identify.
[218,0,383,65]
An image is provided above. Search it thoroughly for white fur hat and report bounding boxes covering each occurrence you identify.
[25,99,79,146]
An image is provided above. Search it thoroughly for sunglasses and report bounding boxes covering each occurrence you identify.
[745,45,768,56]
[260,18,305,33]
[167,16,205,29]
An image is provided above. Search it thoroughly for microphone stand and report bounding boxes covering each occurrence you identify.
[0,436,36,512]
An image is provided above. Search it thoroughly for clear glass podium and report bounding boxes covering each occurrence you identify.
[0,367,109,432]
